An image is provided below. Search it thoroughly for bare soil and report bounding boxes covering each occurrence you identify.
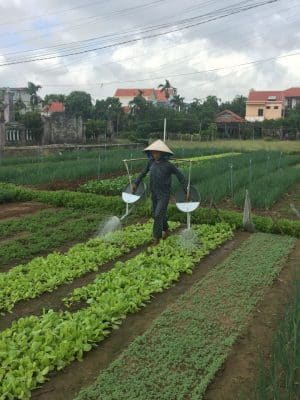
[204,238,300,400]
[0,201,51,220]
[33,170,138,191]
[31,232,249,400]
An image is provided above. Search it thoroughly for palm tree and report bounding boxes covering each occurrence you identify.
[26,82,42,111]
[158,79,177,100]
[170,95,185,112]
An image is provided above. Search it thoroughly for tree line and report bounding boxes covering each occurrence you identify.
[9,80,300,142]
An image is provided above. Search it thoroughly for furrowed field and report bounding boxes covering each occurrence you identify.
[0,140,299,400]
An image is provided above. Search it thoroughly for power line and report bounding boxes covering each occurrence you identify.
[27,1,297,79]
[36,49,300,88]
[0,0,109,27]
[0,0,278,67]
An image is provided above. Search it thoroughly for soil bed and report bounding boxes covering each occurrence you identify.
[0,201,51,220]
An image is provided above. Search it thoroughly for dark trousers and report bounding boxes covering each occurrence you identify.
[152,193,169,239]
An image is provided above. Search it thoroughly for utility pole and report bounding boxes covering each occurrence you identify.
[163,117,167,141]
[199,121,202,141]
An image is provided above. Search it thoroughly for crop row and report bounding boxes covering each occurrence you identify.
[75,232,296,400]
[172,151,300,207]
[165,205,300,237]
[0,221,177,313]
[0,223,233,399]
[0,146,224,185]
[0,209,104,267]
[78,153,240,195]
[0,183,124,212]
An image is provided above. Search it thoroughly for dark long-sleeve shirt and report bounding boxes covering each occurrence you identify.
[135,159,187,196]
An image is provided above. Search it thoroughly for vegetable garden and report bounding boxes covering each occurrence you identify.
[0,140,300,399]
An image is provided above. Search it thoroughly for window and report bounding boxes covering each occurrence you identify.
[258,108,264,116]
[274,106,279,109]
[266,106,270,109]
[268,95,276,101]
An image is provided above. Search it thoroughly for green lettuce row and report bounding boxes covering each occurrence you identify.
[64,223,232,307]
[0,223,233,399]
[0,221,179,314]
[79,174,138,195]
[75,232,296,400]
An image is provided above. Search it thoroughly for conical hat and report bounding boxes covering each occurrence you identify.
[144,140,174,155]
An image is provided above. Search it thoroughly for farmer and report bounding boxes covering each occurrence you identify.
[132,140,188,244]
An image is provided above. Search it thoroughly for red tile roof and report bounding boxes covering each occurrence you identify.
[44,101,65,113]
[248,90,283,102]
[114,88,169,102]
[215,109,245,123]
[114,88,155,98]
[283,87,300,97]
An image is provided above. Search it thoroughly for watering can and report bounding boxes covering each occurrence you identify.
[120,181,146,221]
[175,185,200,230]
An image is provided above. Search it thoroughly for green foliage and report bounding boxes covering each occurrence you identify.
[26,81,42,111]
[0,183,125,216]
[170,150,300,209]
[43,94,66,105]
[79,174,138,195]
[0,222,231,399]
[219,95,247,117]
[75,233,295,400]
[0,209,103,267]
[78,153,240,195]
[85,119,106,138]
[251,280,300,400]
[65,91,93,120]
[0,146,225,185]
[165,205,300,237]
[18,112,43,141]
[0,221,160,313]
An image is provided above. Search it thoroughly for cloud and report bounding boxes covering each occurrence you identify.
[0,0,299,102]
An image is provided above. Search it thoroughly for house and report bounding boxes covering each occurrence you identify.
[215,109,245,138]
[114,88,171,111]
[0,87,43,123]
[215,109,245,124]
[245,87,300,122]
[42,101,65,116]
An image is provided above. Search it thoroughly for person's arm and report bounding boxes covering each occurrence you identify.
[134,160,151,187]
[170,163,188,192]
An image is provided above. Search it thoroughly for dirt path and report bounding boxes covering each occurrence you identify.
[31,232,249,400]
[204,238,300,400]
[0,201,51,220]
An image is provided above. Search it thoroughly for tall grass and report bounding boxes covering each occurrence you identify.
[173,151,300,208]
[169,139,300,154]
[0,147,227,185]
[252,279,300,400]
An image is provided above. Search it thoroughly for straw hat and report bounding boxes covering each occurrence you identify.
[144,139,174,155]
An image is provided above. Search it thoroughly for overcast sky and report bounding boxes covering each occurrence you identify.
[0,0,299,102]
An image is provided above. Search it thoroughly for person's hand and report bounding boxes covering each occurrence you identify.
[131,183,137,193]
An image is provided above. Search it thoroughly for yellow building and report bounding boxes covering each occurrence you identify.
[245,88,300,122]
